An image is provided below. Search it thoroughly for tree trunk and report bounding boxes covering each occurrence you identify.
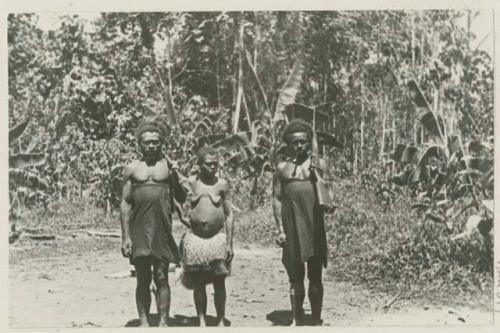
[164,33,177,126]
[254,12,260,71]
[216,48,221,109]
[232,13,245,134]
[360,79,365,171]
[392,111,396,175]
[411,11,415,68]
[419,11,424,70]
[353,140,358,175]
[379,95,387,160]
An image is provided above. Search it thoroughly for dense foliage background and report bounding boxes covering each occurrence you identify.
[8,11,494,304]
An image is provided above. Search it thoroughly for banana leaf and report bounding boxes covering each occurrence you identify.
[392,144,407,162]
[9,169,49,189]
[477,218,493,237]
[9,121,30,145]
[212,132,252,150]
[317,132,344,150]
[401,146,421,165]
[466,139,492,153]
[407,79,431,109]
[391,171,409,186]
[26,138,40,153]
[196,134,226,149]
[407,79,445,144]
[419,111,445,145]
[274,57,304,122]
[461,156,493,173]
[226,151,247,166]
[283,103,330,131]
[410,145,446,183]
[9,153,45,169]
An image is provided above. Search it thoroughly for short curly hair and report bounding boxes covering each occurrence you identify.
[282,119,313,144]
[196,145,218,162]
[134,119,168,142]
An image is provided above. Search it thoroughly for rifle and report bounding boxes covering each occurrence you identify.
[310,105,335,210]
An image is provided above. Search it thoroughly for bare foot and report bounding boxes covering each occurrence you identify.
[199,316,206,327]
[290,311,304,326]
[138,319,149,327]
[158,321,169,327]
[290,319,304,326]
[312,318,323,326]
[217,318,226,327]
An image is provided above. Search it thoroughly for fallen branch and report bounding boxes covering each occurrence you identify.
[383,291,403,312]
[27,234,56,241]
[86,230,121,238]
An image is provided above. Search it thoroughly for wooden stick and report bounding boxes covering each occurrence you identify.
[86,230,121,238]
[383,291,403,311]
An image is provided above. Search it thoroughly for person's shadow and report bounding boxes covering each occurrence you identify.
[266,310,316,326]
[125,314,231,327]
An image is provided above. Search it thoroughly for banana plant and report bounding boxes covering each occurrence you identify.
[9,120,47,243]
[390,78,493,238]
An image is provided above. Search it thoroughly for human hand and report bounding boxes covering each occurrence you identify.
[121,237,132,258]
[324,204,337,215]
[275,232,286,247]
[226,245,234,263]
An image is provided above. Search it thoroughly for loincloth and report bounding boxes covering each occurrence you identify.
[180,232,230,289]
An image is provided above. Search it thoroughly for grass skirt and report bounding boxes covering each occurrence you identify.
[180,232,230,289]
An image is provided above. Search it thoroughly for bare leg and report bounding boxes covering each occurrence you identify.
[193,283,207,327]
[213,277,227,326]
[134,258,152,327]
[307,258,324,325]
[153,260,170,327]
[289,264,305,326]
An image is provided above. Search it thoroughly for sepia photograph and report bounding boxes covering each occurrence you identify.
[4,2,496,329]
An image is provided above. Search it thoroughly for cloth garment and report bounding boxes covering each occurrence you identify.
[281,178,327,281]
[128,183,179,265]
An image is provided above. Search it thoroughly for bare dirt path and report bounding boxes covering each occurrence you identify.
[9,236,493,328]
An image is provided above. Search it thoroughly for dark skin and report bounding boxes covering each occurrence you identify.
[179,153,234,327]
[120,131,180,327]
[272,131,332,326]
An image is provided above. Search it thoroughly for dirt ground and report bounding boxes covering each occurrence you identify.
[9,231,494,328]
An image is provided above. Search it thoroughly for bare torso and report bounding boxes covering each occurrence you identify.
[187,177,226,238]
[129,159,171,185]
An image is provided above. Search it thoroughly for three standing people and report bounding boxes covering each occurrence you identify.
[120,118,331,327]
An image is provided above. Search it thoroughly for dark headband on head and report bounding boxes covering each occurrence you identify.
[135,119,167,141]
[282,119,313,143]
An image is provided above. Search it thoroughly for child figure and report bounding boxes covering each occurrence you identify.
[179,146,234,327]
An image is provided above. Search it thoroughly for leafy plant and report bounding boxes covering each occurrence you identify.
[390,77,493,239]
[9,120,47,242]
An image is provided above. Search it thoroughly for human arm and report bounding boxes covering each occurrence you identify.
[221,179,234,262]
[173,198,191,228]
[272,163,286,246]
[319,158,337,214]
[169,160,188,204]
[168,159,191,227]
[120,164,133,257]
